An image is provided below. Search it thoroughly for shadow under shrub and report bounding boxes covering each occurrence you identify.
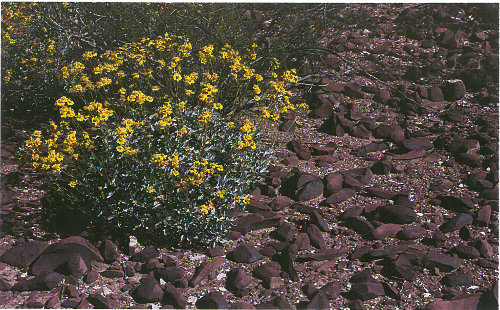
[21,32,303,248]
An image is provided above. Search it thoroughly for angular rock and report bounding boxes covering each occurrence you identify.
[323,173,344,196]
[270,196,293,211]
[440,213,473,233]
[368,224,402,240]
[376,205,417,224]
[397,226,426,240]
[189,256,225,287]
[441,80,466,101]
[274,222,298,242]
[305,290,330,310]
[297,179,324,202]
[307,224,326,249]
[451,244,480,259]
[13,271,64,291]
[424,294,481,310]
[344,216,375,235]
[130,246,158,263]
[323,188,356,204]
[401,138,434,151]
[287,140,312,161]
[392,149,427,160]
[475,205,491,227]
[426,250,461,272]
[429,86,444,102]
[252,261,281,281]
[87,293,113,309]
[342,168,373,188]
[225,269,252,297]
[293,233,310,251]
[348,282,385,301]
[196,291,229,309]
[365,187,400,199]
[374,124,405,143]
[101,240,120,264]
[132,276,164,303]
[229,243,261,263]
[232,212,283,234]
[474,238,494,259]
[156,266,184,283]
[1,241,49,270]
[440,270,474,287]
[299,248,344,261]
[246,200,272,213]
[100,269,124,279]
[439,196,474,213]
[370,160,392,175]
[311,211,329,232]
[0,276,12,291]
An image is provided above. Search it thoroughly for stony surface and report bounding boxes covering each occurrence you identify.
[0,3,498,309]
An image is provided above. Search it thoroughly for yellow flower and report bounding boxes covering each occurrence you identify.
[116,145,124,153]
[184,146,190,151]
[152,86,160,92]
[146,186,155,194]
[172,72,182,82]
[69,181,76,188]
[227,122,235,128]
[177,125,188,136]
[216,190,225,199]
[170,170,179,176]
[253,84,261,95]
[213,103,223,110]
[185,89,194,96]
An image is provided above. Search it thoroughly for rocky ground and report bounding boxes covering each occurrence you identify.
[0,4,498,309]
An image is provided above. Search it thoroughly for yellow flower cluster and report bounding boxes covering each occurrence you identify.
[60,62,85,80]
[198,200,214,215]
[82,51,97,61]
[127,90,153,105]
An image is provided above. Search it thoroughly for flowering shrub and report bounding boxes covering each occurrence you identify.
[22,33,303,247]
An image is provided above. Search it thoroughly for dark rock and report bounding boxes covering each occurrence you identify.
[426,250,461,272]
[246,200,272,213]
[439,196,474,213]
[156,266,184,283]
[293,233,310,251]
[299,248,344,261]
[280,244,299,282]
[297,179,324,202]
[350,269,376,283]
[84,271,98,284]
[320,281,342,299]
[130,246,158,263]
[348,282,385,301]
[231,301,255,310]
[61,298,81,308]
[368,224,402,240]
[13,271,64,291]
[309,103,335,120]
[30,236,103,277]
[441,80,466,101]
[0,276,12,291]
[252,261,281,281]
[397,226,426,240]
[133,276,164,303]
[323,188,356,204]
[375,205,417,224]
[342,168,373,189]
[101,240,120,264]
[287,140,312,160]
[45,295,60,309]
[274,222,298,242]
[100,269,124,279]
[306,224,326,249]
[352,125,373,140]
[430,179,454,192]
[374,89,391,104]
[310,144,335,156]
[374,124,405,144]
[339,207,364,221]
[451,244,480,259]
[189,256,224,287]
[476,258,498,269]
[401,138,434,151]
[270,196,293,211]
[371,161,392,175]
[311,211,329,232]
[196,291,229,309]
[344,216,375,235]
[392,149,427,160]
[206,246,225,258]
[87,293,113,309]
[474,238,494,259]
[440,213,473,233]
[324,173,344,196]
[233,212,283,234]
[229,243,261,263]
[1,241,49,269]
[349,299,366,310]
[423,294,481,310]
[305,290,330,310]
[457,153,482,167]
[365,187,400,199]
[441,270,474,286]
[429,86,445,102]
[475,205,491,226]
[382,255,418,281]
[225,269,252,297]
